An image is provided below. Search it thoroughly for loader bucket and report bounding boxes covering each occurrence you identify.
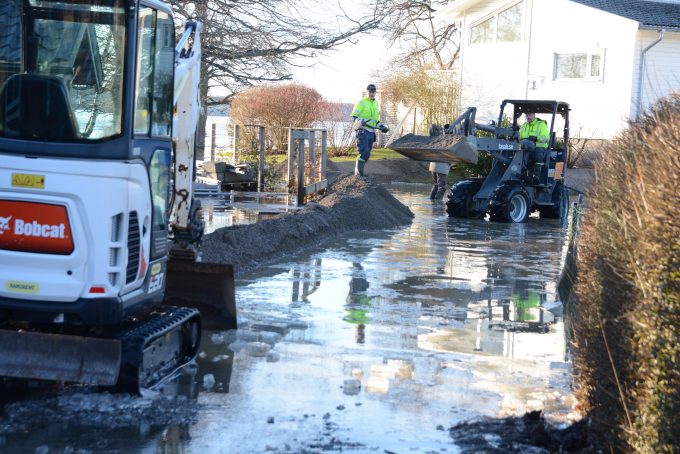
[388,134,479,165]
[164,260,237,330]
[0,329,121,385]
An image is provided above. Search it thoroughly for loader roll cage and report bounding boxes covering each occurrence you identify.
[497,100,570,150]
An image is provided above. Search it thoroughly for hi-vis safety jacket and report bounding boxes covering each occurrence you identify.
[351,97,380,132]
[519,118,549,148]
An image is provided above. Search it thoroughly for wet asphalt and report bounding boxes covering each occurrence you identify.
[0,184,575,453]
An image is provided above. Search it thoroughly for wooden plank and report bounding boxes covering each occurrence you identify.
[304,179,328,196]
[291,129,310,140]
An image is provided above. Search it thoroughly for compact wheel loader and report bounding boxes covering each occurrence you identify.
[0,0,236,392]
[389,100,570,223]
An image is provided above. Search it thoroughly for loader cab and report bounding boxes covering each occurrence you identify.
[499,100,570,153]
[0,0,177,254]
[497,100,570,182]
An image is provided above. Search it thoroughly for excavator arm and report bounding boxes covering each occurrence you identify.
[164,21,237,330]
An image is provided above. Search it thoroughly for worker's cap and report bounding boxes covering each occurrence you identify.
[366,84,377,92]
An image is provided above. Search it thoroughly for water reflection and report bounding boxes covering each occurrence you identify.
[0,186,575,453]
[291,258,322,302]
[343,262,371,344]
[201,192,300,234]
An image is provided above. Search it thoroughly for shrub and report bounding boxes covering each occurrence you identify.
[573,94,680,451]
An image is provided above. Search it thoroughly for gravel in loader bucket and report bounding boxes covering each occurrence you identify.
[388,134,478,165]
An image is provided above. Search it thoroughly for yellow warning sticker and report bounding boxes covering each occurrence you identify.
[12,173,45,189]
[5,280,40,294]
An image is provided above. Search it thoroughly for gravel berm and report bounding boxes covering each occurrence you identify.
[201,175,414,274]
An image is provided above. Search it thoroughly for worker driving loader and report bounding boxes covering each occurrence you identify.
[0,0,235,392]
[388,100,569,223]
[518,110,550,186]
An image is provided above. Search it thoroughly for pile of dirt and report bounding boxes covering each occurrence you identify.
[327,159,432,184]
[201,175,414,274]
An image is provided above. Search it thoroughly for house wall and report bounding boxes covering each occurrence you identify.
[527,0,639,138]
[443,0,645,139]
[456,0,531,122]
[632,29,680,119]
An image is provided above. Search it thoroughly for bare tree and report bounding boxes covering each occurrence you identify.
[231,84,324,151]
[171,1,385,157]
[375,2,462,134]
[317,101,355,155]
[378,0,460,71]
[380,67,458,133]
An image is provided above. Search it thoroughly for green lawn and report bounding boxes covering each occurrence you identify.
[245,148,405,165]
[330,148,406,162]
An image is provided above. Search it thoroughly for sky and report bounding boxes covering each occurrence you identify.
[290,27,396,104]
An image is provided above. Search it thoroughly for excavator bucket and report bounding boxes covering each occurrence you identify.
[164,260,237,330]
[0,330,121,385]
[388,134,479,165]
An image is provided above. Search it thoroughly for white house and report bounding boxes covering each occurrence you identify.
[437,0,680,139]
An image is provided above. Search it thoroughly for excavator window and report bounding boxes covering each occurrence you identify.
[134,8,174,138]
[0,0,126,142]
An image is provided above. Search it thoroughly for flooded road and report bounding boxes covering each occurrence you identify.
[1,184,575,453]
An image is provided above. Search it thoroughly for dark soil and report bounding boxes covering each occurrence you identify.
[202,174,414,274]
[449,411,595,453]
[327,159,432,185]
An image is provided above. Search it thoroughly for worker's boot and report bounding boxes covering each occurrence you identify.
[354,160,365,177]
[429,185,438,200]
[435,187,446,200]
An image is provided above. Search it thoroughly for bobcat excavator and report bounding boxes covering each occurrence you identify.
[0,0,236,392]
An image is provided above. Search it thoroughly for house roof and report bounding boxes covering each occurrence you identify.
[437,0,680,30]
[569,1,680,30]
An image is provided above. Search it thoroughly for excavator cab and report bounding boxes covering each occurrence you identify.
[0,0,235,391]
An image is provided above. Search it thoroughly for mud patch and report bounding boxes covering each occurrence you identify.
[449,411,592,453]
[0,390,198,435]
[202,175,414,274]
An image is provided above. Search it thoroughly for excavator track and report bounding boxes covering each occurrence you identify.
[116,307,201,392]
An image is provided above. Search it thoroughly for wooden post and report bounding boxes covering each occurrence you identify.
[297,137,305,206]
[258,126,265,192]
[210,123,216,161]
[412,108,417,134]
[287,128,295,191]
[308,130,316,182]
[233,124,240,165]
[321,130,327,180]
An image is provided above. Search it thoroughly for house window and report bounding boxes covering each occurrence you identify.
[470,2,523,45]
[554,51,604,80]
[471,16,496,44]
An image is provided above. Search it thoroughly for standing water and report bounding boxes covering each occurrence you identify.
[0,184,575,453]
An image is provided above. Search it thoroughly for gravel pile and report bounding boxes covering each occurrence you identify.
[202,175,414,274]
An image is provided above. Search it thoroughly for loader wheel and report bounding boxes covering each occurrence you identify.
[539,181,564,219]
[489,184,529,223]
[446,179,484,219]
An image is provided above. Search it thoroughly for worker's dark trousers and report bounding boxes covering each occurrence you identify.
[430,172,448,199]
[533,149,548,182]
[356,129,376,163]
